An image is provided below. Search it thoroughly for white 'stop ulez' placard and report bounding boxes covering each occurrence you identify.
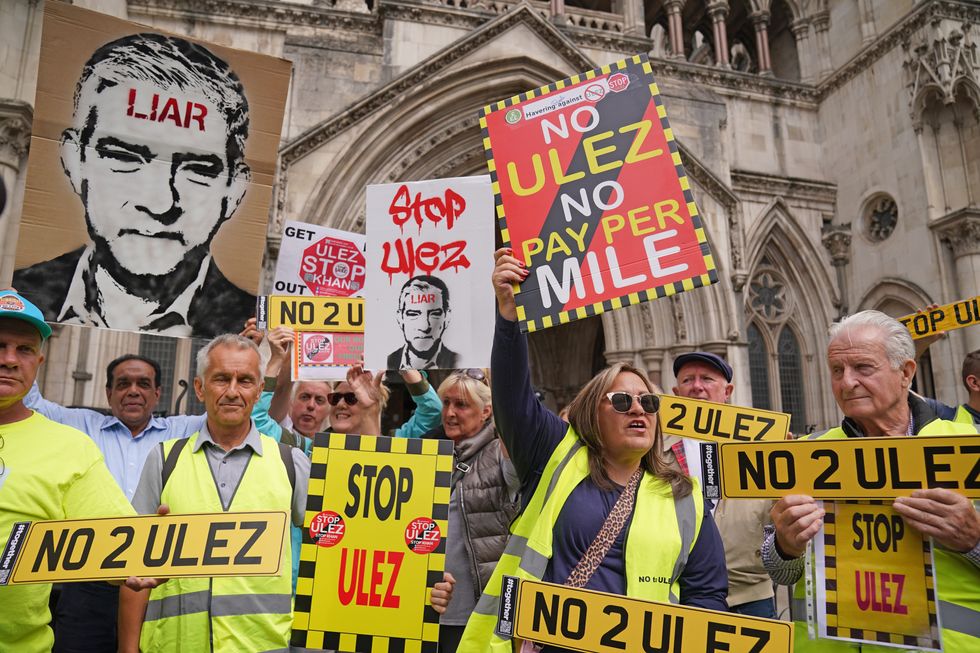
[273,221,366,297]
[365,176,494,370]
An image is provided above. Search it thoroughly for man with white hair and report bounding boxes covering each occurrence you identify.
[120,334,308,651]
[763,310,979,652]
[119,334,454,651]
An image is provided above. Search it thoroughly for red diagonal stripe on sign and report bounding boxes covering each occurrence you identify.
[489,84,600,264]
[559,97,708,314]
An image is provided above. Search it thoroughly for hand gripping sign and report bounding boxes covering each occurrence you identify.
[718,434,980,499]
[291,433,453,652]
[0,512,286,585]
[898,296,980,339]
[495,577,792,653]
[273,222,367,380]
[811,501,942,651]
[480,53,717,334]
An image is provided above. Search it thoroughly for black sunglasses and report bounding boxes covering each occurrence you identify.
[327,392,358,406]
[605,392,659,414]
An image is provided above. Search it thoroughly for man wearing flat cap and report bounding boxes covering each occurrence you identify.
[664,351,778,619]
[0,290,137,652]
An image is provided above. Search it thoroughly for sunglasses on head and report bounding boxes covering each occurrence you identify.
[605,392,660,414]
[327,392,358,406]
[451,368,488,384]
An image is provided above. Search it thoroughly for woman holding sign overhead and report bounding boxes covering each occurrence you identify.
[459,249,728,652]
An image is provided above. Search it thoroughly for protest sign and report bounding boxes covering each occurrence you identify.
[480,53,717,334]
[291,433,453,652]
[274,221,366,298]
[291,332,364,381]
[273,221,366,379]
[719,435,980,499]
[0,512,286,585]
[898,296,980,339]
[498,577,792,653]
[256,295,364,333]
[813,501,941,651]
[364,176,494,370]
[11,3,290,338]
[659,396,790,444]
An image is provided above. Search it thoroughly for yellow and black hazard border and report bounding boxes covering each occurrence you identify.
[291,432,453,653]
[478,52,718,334]
[820,501,941,650]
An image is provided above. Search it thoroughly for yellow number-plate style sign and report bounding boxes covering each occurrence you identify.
[499,578,792,653]
[814,502,941,651]
[658,396,790,444]
[719,435,980,499]
[256,295,364,333]
[898,296,980,339]
[291,433,453,653]
[0,512,286,585]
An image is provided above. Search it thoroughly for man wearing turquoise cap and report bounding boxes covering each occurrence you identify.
[0,290,138,652]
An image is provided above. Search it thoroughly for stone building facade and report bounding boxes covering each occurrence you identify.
[1,0,978,432]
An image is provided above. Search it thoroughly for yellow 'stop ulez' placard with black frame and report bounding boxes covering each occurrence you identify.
[0,512,286,585]
[291,433,453,653]
[719,435,980,499]
[479,53,717,334]
[498,577,792,653]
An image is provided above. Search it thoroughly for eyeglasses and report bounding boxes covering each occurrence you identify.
[327,392,358,406]
[451,368,488,385]
[605,392,660,414]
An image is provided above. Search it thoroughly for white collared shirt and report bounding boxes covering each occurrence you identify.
[58,245,212,336]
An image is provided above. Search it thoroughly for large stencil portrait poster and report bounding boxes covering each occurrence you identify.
[365,176,494,370]
[13,3,290,338]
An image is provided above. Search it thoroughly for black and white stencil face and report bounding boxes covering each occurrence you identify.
[397,280,450,358]
[59,36,250,279]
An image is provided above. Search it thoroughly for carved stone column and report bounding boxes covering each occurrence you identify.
[790,18,812,82]
[751,11,772,76]
[821,223,852,319]
[812,10,833,78]
[857,0,877,46]
[604,349,637,366]
[707,1,730,67]
[665,0,685,59]
[0,100,32,288]
[549,0,566,24]
[621,0,645,37]
[932,209,980,351]
[639,347,665,388]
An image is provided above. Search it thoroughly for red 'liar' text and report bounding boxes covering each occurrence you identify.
[126,88,207,131]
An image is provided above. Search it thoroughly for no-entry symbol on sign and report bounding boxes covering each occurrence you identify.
[584,84,605,102]
[300,236,366,297]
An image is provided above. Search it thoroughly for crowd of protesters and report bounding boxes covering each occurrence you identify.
[1,250,978,653]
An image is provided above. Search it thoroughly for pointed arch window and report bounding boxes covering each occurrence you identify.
[777,327,806,433]
[747,323,772,411]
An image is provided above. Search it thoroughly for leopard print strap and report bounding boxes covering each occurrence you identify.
[564,466,644,589]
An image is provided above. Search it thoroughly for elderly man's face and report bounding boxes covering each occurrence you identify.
[397,285,448,356]
[62,79,247,277]
[828,326,914,422]
[0,319,44,409]
[195,344,261,431]
[290,381,331,437]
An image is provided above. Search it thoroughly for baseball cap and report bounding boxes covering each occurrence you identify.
[673,351,733,382]
[0,290,52,340]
